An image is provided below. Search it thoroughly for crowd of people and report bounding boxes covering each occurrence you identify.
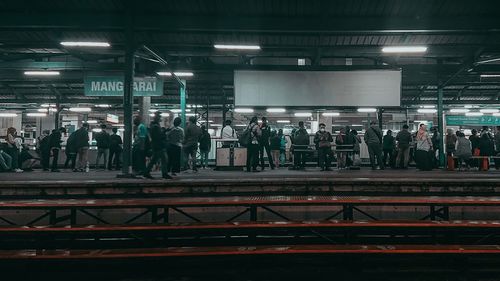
[1,115,500,175]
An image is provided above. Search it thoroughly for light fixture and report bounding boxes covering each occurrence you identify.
[170,109,191,113]
[26,113,47,117]
[234,108,254,113]
[493,113,500,117]
[61,41,110,47]
[480,74,500,78]
[294,112,312,117]
[464,105,474,109]
[173,72,194,77]
[156,72,172,76]
[450,109,470,113]
[417,109,437,114]
[41,104,56,107]
[86,120,98,124]
[24,71,60,76]
[465,112,484,117]
[266,108,286,113]
[235,124,247,127]
[149,109,159,113]
[421,105,436,109]
[382,46,428,53]
[0,113,18,117]
[69,107,92,112]
[322,112,340,117]
[479,109,499,113]
[92,128,102,133]
[185,113,197,117]
[476,58,500,64]
[357,108,377,113]
[211,124,223,127]
[199,120,214,123]
[214,44,261,50]
[277,120,291,123]
[149,113,169,117]
[95,104,112,108]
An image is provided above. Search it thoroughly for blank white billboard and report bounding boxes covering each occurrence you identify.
[234,70,401,107]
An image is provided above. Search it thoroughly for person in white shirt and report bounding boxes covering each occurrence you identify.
[221,120,236,148]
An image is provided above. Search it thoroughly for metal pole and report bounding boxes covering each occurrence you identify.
[437,86,445,168]
[377,108,383,129]
[120,13,135,177]
[180,80,187,128]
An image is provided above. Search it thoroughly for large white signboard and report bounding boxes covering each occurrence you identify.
[234,70,401,107]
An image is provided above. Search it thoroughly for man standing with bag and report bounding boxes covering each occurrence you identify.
[364,121,384,170]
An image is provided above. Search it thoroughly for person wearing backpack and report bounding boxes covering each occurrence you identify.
[258,117,275,171]
[395,124,412,169]
[64,129,77,170]
[293,121,309,170]
[108,127,123,170]
[479,126,495,171]
[94,124,111,170]
[364,121,384,170]
[314,123,333,171]
[245,116,261,172]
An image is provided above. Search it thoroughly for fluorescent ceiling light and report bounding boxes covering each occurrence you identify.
[61,41,110,47]
[149,109,159,113]
[266,108,286,113]
[95,104,111,108]
[69,107,91,112]
[211,124,223,127]
[294,112,312,117]
[185,113,197,117]
[235,124,247,127]
[277,120,291,123]
[322,112,340,117]
[156,72,172,76]
[465,112,483,117]
[382,46,427,53]
[199,120,214,123]
[86,120,98,124]
[493,113,500,116]
[479,109,499,113]
[0,113,17,117]
[476,58,500,64]
[92,128,102,133]
[26,113,47,117]
[170,109,191,113]
[174,72,194,77]
[464,105,474,109]
[449,109,470,113]
[149,113,169,117]
[24,71,60,76]
[41,104,56,107]
[421,105,436,109]
[214,44,261,50]
[357,108,377,113]
[417,109,437,114]
[480,74,500,78]
[234,108,254,113]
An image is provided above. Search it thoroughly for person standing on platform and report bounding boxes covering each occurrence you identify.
[395,125,412,169]
[364,121,384,170]
[278,129,288,166]
[133,116,148,174]
[344,126,355,168]
[415,124,433,171]
[258,117,275,171]
[5,127,23,173]
[166,117,184,176]
[64,130,77,170]
[183,116,201,172]
[0,144,12,172]
[445,129,458,170]
[94,124,110,170]
[495,126,500,170]
[293,121,309,170]
[351,129,362,167]
[469,129,480,169]
[382,130,395,168]
[198,125,211,169]
[314,123,333,171]
[270,130,281,169]
[73,123,90,172]
[108,127,123,170]
[143,112,172,180]
[221,120,236,148]
[246,116,261,172]
[335,127,347,169]
[431,127,441,168]
[455,131,472,170]
[479,126,495,171]
[37,130,51,171]
[48,127,65,172]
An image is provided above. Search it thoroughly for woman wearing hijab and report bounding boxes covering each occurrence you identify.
[415,124,433,171]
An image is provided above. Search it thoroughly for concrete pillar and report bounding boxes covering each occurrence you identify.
[318,113,333,133]
[139,96,151,126]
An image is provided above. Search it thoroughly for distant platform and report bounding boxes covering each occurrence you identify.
[0,168,499,198]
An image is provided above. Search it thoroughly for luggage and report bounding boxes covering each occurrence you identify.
[447,155,455,171]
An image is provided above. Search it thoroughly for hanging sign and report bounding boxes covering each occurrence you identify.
[446,115,500,126]
[84,76,163,96]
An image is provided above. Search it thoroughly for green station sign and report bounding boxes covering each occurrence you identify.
[446,115,500,126]
[84,76,163,96]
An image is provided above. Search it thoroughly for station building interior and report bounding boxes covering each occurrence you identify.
[0,1,500,280]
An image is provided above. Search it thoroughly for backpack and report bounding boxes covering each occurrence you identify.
[238,127,252,147]
[294,129,310,145]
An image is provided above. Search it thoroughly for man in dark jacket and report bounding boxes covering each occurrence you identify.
[259,117,275,170]
[293,121,309,170]
[395,124,412,169]
[64,130,77,170]
[108,127,123,170]
[364,121,384,170]
[382,130,395,167]
[73,123,90,172]
[48,127,66,172]
[143,112,171,179]
[198,126,211,169]
[314,123,333,171]
[94,124,110,170]
[37,130,51,171]
[183,116,201,172]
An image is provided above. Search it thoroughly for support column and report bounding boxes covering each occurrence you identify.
[377,108,383,129]
[180,80,186,128]
[139,97,151,126]
[120,19,135,176]
[437,86,445,168]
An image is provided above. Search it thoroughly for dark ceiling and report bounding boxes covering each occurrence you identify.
[0,0,500,108]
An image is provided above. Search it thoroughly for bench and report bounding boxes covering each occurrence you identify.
[1,196,500,225]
